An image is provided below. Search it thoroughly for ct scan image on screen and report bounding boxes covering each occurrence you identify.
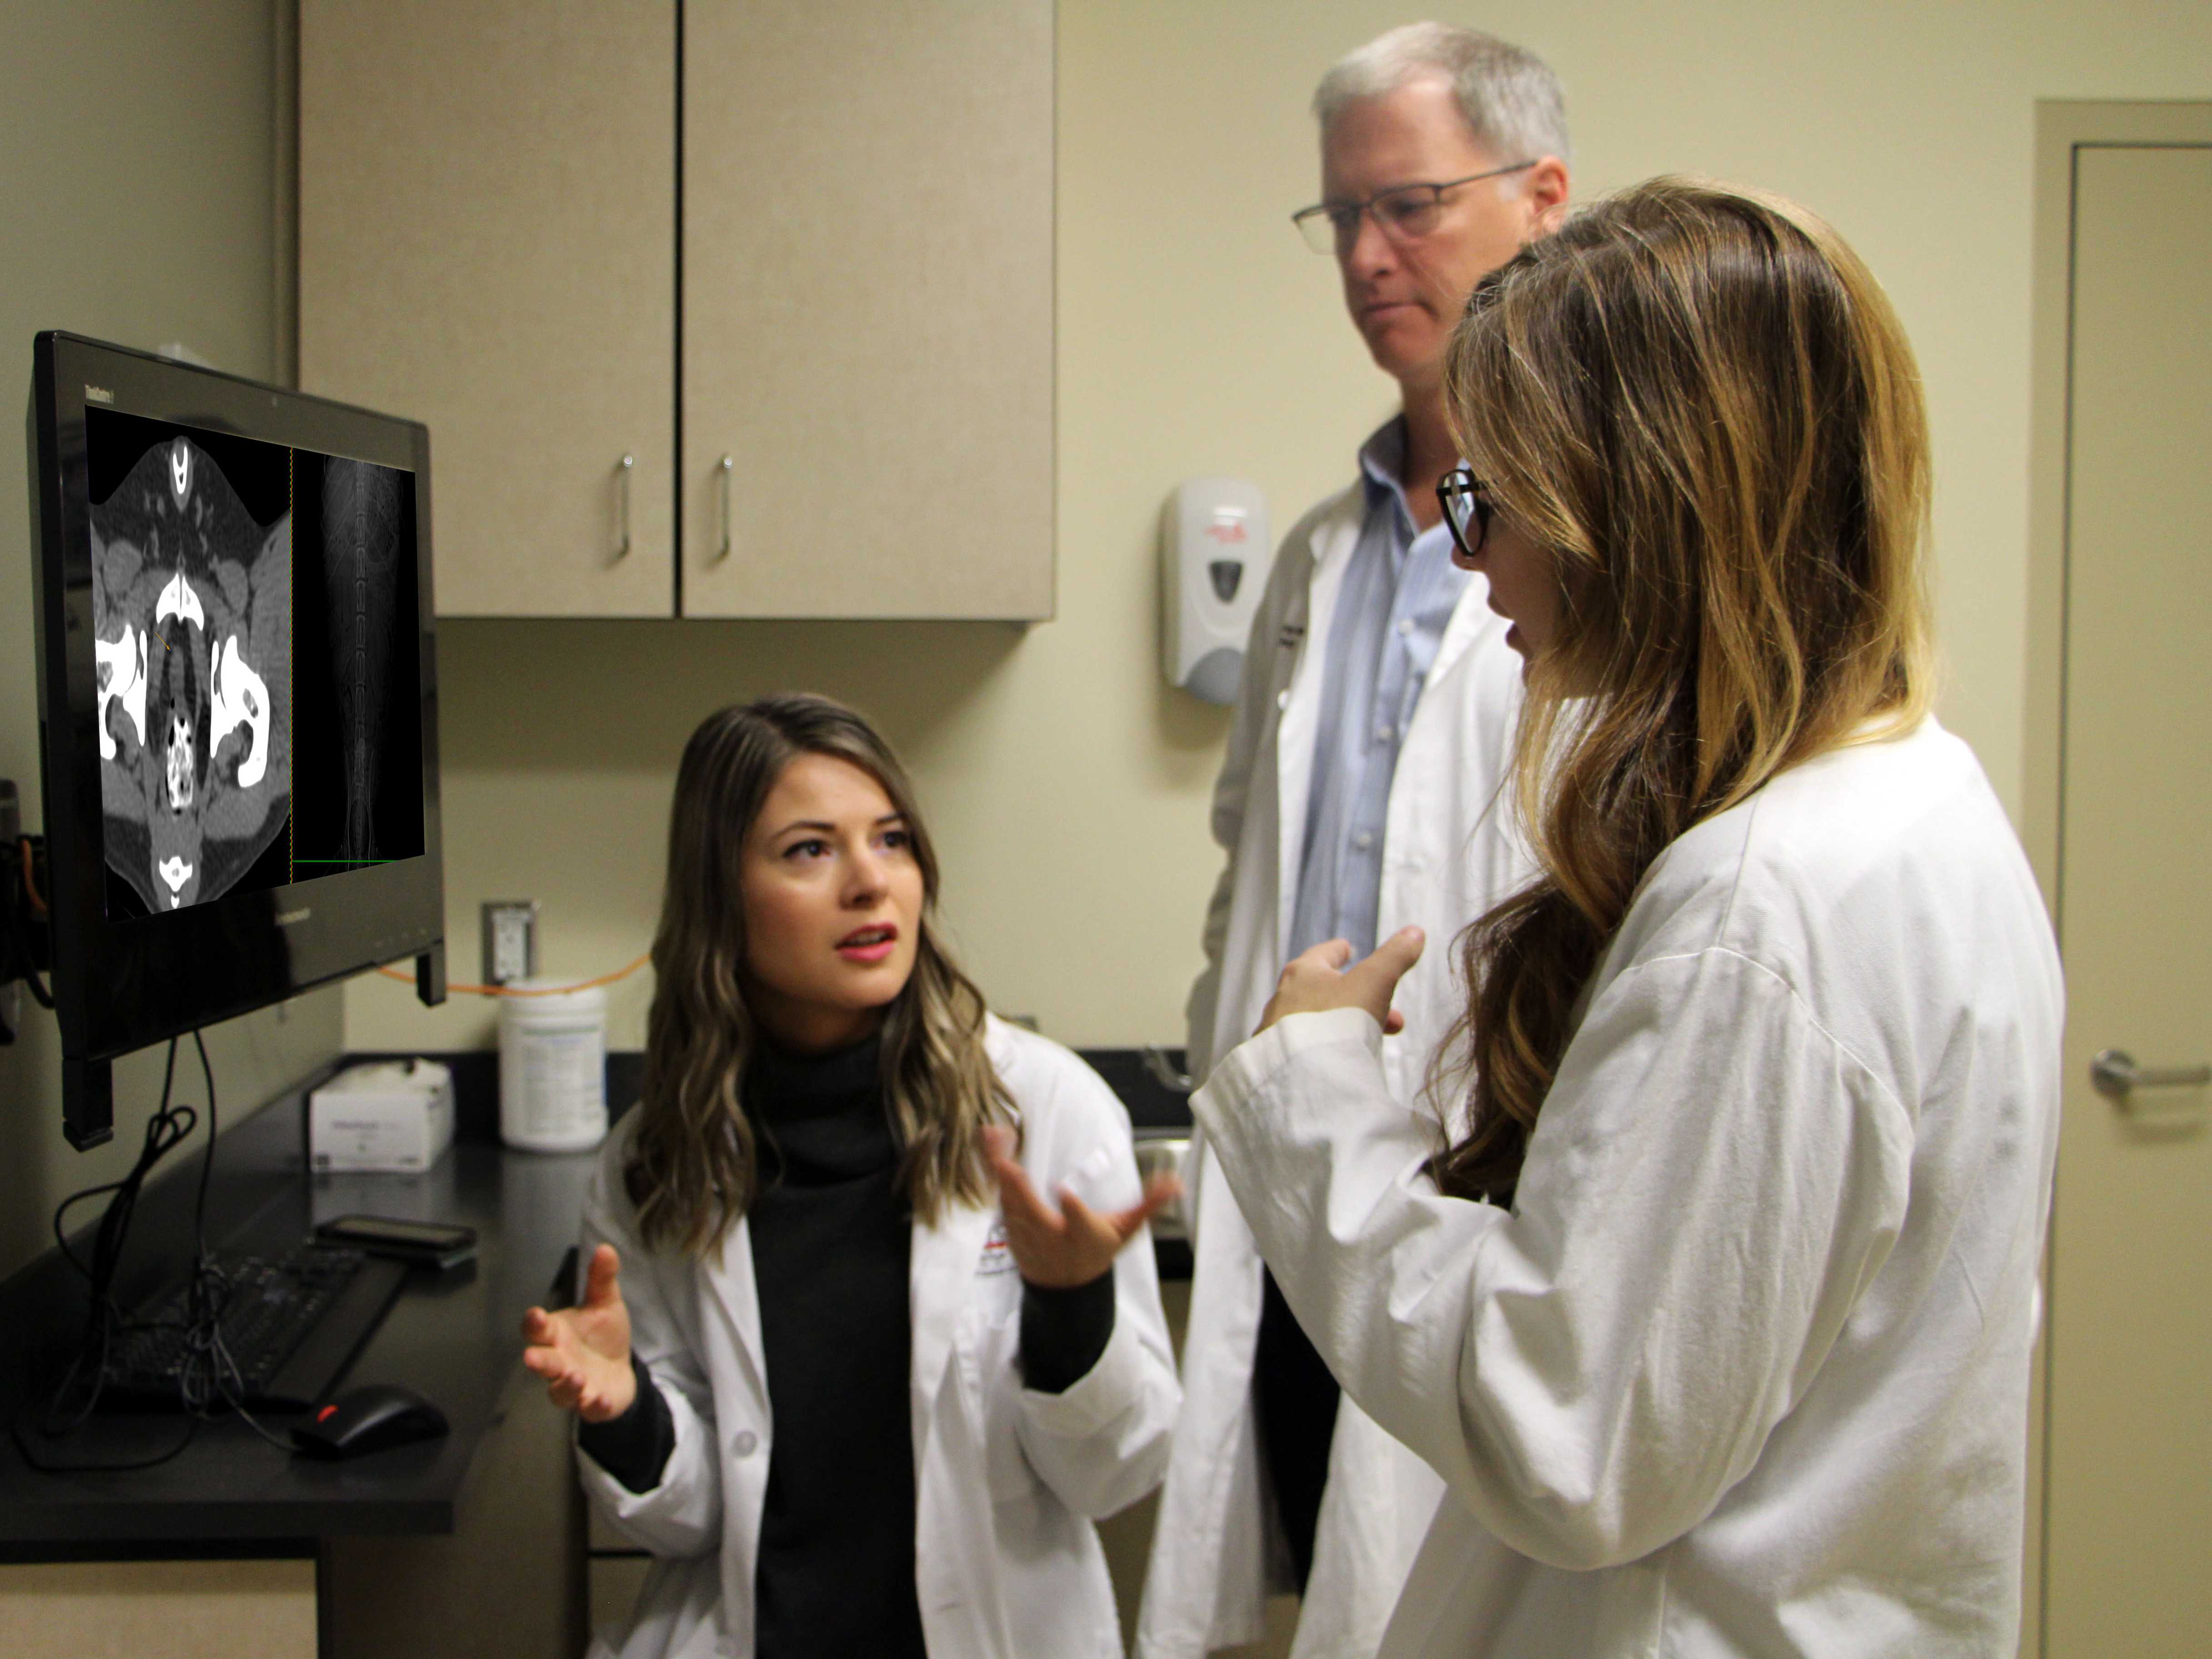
[86,407,423,919]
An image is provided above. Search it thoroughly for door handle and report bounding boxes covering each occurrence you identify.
[716,455,734,563]
[2091,1048,2211,1104]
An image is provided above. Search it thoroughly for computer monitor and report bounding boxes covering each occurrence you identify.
[26,332,445,1149]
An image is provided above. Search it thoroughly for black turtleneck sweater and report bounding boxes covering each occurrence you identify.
[578,1036,1116,1659]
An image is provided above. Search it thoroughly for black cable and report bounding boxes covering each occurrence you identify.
[45,1041,193,1417]
[12,950,53,1008]
[13,1038,202,1471]
[167,1032,294,1452]
[176,1029,231,1419]
[14,1030,293,1467]
[3,839,53,1010]
[15,1034,337,1486]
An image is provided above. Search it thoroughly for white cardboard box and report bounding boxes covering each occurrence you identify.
[309,1059,456,1173]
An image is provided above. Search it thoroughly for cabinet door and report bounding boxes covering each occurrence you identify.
[682,0,1054,618]
[300,0,675,617]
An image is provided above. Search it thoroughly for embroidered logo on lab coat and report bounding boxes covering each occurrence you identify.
[977,1219,1018,1277]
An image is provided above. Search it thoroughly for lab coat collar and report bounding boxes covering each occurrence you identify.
[1274,488,1366,954]
[1427,563,1502,693]
[697,1191,998,1418]
[1333,419,1498,684]
[910,1196,999,1405]
[1301,478,1366,565]
[692,1172,997,1388]
[699,1215,769,1403]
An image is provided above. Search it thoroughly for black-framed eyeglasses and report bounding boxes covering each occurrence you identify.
[1292,161,1538,255]
[1436,468,1493,560]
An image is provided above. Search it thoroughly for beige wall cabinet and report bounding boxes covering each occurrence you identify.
[299,0,1052,621]
[300,0,678,618]
[679,1,1054,618]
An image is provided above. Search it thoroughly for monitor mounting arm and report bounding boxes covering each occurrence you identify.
[0,779,54,1049]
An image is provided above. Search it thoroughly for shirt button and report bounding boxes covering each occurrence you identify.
[733,1429,759,1457]
[1276,689,1291,711]
[1353,831,1375,852]
[1375,724,1395,744]
[1397,618,1415,636]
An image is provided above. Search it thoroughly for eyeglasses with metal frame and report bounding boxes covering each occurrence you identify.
[1292,161,1538,255]
[1436,467,1494,561]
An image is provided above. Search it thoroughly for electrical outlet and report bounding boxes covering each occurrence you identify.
[481,900,539,986]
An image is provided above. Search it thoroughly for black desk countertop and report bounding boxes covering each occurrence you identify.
[0,1056,603,1547]
[0,1044,1190,1551]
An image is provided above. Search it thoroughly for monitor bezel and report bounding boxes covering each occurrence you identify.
[28,331,444,1070]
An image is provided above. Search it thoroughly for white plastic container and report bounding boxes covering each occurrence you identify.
[498,980,608,1153]
[309,1057,456,1173]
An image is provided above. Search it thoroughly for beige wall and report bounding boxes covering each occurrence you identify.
[0,1,342,1282]
[348,0,2212,1059]
[3,1,2205,1228]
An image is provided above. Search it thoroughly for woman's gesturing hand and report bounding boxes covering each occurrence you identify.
[984,1124,1181,1290]
[1257,925,1426,1036]
[522,1242,637,1423]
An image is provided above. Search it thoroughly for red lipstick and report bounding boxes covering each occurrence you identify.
[837,923,899,964]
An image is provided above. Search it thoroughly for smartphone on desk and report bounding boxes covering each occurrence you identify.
[315,1214,479,1270]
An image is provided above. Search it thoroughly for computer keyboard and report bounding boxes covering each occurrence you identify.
[103,1244,410,1412]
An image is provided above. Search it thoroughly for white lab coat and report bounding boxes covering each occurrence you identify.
[576,1016,1182,1659]
[1194,719,2064,1659]
[1137,481,1530,1659]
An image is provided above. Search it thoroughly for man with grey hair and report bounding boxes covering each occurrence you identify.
[1138,25,1568,1659]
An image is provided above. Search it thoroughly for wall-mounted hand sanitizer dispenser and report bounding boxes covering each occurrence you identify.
[1161,477,1268,705]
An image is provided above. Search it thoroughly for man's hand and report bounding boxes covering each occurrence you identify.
[1256,925,1426,1036]
[522,1242,637,1423]
[984,1125,1181,1289]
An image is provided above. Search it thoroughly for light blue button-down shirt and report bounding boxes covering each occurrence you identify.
[1288,418,1472,961]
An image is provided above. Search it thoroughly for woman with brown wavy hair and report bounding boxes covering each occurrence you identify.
[1191,179,2061,1658]
[521,694,1180,1659]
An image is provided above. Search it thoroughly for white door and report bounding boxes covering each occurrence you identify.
[2043,137,2212,1657]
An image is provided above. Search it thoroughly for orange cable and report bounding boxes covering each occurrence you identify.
[377,951,651,997]
[19,838,46,917]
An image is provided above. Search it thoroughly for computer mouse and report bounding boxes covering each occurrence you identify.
[292,1382,449,1459]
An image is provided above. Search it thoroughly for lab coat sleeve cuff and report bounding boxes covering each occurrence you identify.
[1194,1005,1382,1135]
[573,1369,722,1557]
[1017,1297,1151,1437]
[576,1379,688,1512]
[575,1352,676,1493]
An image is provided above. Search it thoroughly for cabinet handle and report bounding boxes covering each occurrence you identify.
[2092,1047,2211,1106]
[716,455,734,563]
[614,453,635,561]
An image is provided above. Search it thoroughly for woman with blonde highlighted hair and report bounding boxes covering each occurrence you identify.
[522,694,1180,1659]
[1191,180,2061,1657]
